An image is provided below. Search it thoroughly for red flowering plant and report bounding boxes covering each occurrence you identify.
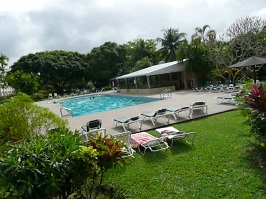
[244,83,266,149]
[87,133,130,199]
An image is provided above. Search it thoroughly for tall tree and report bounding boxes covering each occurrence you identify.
[0,53,9,83]
[191,25,216,44]
[186,39,214,86]
[117,39,157,75]
[88,42,125,87]
[157,28,186,62]
[127,39,157,64]
[211,16,266,82]
[5,70,40,95]
[9,50,89,93]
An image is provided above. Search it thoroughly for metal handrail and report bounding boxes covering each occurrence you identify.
[60,107,74,117]
[160,89,172,99]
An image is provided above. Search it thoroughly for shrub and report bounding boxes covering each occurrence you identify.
[0,92,67,142]
[79,134,130,199]
[0,130,130,199]
[244,83,266,149]
[0,128,98,199]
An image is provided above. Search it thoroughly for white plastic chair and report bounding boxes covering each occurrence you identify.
[113,131,135,158]
[188,101,208,118]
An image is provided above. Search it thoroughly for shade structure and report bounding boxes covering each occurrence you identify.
[228,56,266,82]
[228,56,266,68]
[115,60,186,94]
[116,61,185,80]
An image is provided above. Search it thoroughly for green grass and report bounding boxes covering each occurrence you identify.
[104,110,266,198]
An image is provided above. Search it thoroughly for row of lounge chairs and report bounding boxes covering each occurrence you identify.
[79,101,205,153]
[48,88,105,99]
[193,84,241,93]
[80,124,195,156]
[113,101,207,131]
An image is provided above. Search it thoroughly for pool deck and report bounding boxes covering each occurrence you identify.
[36,90,238,135]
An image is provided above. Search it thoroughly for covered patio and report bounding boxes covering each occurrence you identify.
[115,61,197,94]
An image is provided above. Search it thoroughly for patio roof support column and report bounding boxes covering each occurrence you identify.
[134,77,138,94]
[146,75,151,94]
[116,79,120,91]
[253,65,256,83]
[125,78,128,92]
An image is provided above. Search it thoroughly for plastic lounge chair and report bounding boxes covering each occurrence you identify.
[156,126,196,147]
[80,128,106,143]
[80,119,102,135]
[140,108,170,126]
[113,116,142,131]
[188,101,207,118]
[113,131,135,157]
[166,106,190,120]
[131,132,169,155]
[216,95,236,104]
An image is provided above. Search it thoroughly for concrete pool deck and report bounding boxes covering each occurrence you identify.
[36,90,238,134]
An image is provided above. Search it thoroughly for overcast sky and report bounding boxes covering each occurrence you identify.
[1,0,266,66]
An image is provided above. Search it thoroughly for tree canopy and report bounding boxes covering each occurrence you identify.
[9,50,89,93]
[157,28,187,62]
[3,15,266,96]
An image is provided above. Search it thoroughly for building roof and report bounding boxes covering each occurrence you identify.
[116,60,186,80]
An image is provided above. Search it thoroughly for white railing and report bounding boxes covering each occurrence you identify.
[160,89,172,99]
[60,107,74,117]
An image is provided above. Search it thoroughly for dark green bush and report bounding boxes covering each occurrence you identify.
[31,91,46,101]
[0,129,131,199]
[0,128,98,199]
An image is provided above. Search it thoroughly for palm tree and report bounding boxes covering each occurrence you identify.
[0,53,9,83]
[191,25,216,43]
[0,53,9,71]
[157,28,186,62]
[131,39,157,63]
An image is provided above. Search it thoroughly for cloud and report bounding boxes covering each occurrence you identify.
[0,0,265,66]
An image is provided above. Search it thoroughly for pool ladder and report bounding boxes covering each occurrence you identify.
[60,107,74,117]
[160,89,172,99]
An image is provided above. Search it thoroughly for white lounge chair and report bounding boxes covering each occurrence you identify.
[80,119,103,142]
[81,119,102,132]
[131,132,169,155]
[80,128,106,143]
[166,106,190,120]
[113,116,142,131]
[216,96,236,104]
[140,108,170,126]
[113,131,135,158]
[156,126,196,147]
[188,101,208,118]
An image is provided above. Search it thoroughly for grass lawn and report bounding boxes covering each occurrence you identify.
[104,110,266,198]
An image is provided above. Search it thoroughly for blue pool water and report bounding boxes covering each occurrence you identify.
[59,94,160,117]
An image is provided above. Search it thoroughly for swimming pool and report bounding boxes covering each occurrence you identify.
[59,94,161,117]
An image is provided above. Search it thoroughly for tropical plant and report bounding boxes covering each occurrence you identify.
[0,128,99,199]
[87,134,129,199]
[157,28,187,62]
[0,92,67,141]
[191,25,216,44]
[244,83,266,149]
